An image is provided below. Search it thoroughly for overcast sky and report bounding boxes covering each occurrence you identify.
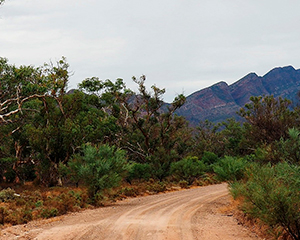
[1,0,300,102]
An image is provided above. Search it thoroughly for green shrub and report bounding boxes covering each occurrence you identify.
[0,188,17,202]
[213,156,248,182]
[146,181,166,193]
[21,208,33,223]
[201,151,219,171]
[170,156,206,185]
[69,144,128,199]
[40,208,59,219]
[127,162,152,182]
[231,162,300,240]
[35,200,43,208]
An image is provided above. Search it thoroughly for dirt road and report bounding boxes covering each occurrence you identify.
[1,183,260,240]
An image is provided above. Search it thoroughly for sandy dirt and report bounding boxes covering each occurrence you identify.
[0,183,261,240]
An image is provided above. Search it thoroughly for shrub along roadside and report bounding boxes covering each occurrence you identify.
[0,186,89,226]
[62,144,128,202]
[0,172,219,227]
[213,156,248,182]
[170,156,206,185]
[230,162,300,240]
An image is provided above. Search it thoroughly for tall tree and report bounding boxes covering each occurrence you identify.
[0,57,72,184]
[79,75,191,179]
[239,95,298,146]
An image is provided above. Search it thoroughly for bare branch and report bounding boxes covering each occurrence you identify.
[0,93,47,124]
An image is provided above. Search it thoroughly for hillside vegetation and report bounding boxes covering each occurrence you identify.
[1,58,300,239]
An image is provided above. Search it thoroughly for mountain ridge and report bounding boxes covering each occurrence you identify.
[176,65,300,125]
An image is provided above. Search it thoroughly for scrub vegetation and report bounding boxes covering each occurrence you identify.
[1,57,300,239]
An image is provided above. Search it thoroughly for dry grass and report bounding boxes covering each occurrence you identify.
[0,174,217,228]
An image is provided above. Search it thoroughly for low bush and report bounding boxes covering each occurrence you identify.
[0,185,90,226]
[231,162,300,240]
[67,144,128,199]
[0,188,18,202]
[127,163,152,182]
[201,151,219,172]
[40,208,59,219]
[213,156,248,182]
[146,181,166,193]
[170,156,206,185]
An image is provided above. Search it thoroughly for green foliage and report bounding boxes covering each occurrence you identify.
[213,156,248,182]
[68,144,128,198]
[148,148,179,180]
[201,151,219,165]
[231,162,300,240]
[0,188,17,202]
[220,118,246,156]
[201,151,219,172]
[127,162,152,182]
[170,156,206,185]
[276,128,300,164]
[40,208,59,219]
[239,95,297,147]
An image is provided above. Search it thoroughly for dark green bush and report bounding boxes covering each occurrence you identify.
[68,144,128,199]
[170,156,206,185]
[213,156,248,182]
[231,162,300,240]
[201,151,219,165]
[201,151,219,172]
[127,162,152,182]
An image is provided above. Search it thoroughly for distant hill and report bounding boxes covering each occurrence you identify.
[176,66,300,126]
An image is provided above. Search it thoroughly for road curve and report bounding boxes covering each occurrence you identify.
[1,183,260,240]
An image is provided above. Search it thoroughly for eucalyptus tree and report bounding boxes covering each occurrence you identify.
[79,75,191,179]
[0,57,74,184]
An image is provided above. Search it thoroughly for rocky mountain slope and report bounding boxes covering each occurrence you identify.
[176,66,300,125]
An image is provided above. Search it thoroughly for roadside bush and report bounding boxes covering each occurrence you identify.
[146,181,166,193]
[201,151,219,172]
[213,156,248,182]
[231,162,300,240]
[274,128,300,164]
[68,144,128,199]
[40,208,59,219]
[201,151,219,165]
[148,148,179,181]
[170,156,206,185]
[127,162,152,182]
[120,187,139,197]
[0,188,17,202]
